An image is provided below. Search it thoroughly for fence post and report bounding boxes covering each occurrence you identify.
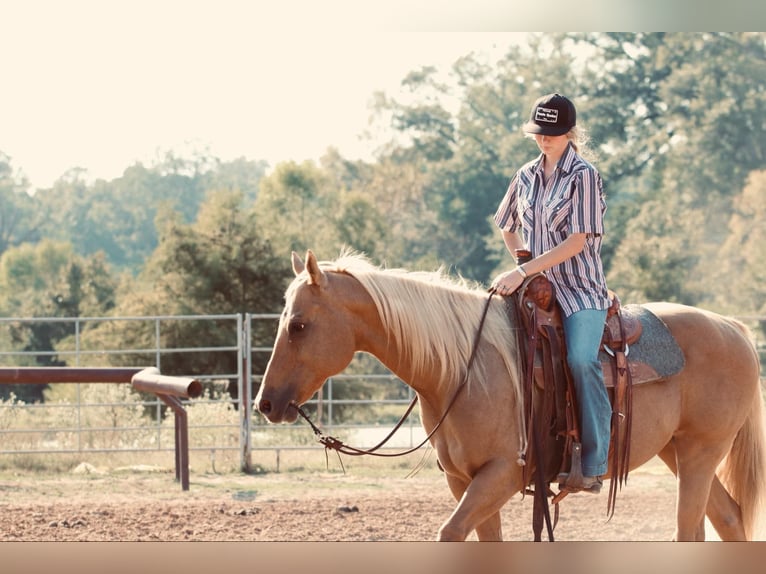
[239,313,253,473]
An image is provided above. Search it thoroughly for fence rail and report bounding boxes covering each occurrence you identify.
[0,313,764,475]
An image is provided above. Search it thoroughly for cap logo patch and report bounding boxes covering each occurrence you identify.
[534,106,559,124]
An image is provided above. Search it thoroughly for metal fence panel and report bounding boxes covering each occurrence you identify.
[0,313,763,473]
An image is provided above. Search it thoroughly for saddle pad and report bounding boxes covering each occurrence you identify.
[599,304,685,387]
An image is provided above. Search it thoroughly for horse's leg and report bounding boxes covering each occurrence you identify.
[661,437,734,541]
[657,443,705,541]
[658,443,747,541]
[704,475,747,540]
[438,460,516,541]
[475,512,503,541]
[442,472,504,541]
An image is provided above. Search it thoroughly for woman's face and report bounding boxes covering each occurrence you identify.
[533,133,569,157]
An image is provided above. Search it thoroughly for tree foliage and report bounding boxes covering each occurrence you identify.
[2,32,766,402]
[0,153,43,257]
[0,240,117,401]
[91,189,291,380]
[34,155,267,271]
[717,171,766,318]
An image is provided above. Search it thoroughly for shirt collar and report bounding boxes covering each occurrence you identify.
[558,142,578,174]
[532,142,579,176]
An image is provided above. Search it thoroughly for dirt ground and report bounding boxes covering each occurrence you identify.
[0,454,707,542]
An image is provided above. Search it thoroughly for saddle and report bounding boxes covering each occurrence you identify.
[510,251,638,538]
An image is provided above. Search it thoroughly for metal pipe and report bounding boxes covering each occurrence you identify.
[0,367,143,384]
[130,367,202,399]
[158,394,191,491]
[0,367,202,399]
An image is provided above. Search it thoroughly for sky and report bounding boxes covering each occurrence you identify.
[3,1,759,191]
[2,2,532,191]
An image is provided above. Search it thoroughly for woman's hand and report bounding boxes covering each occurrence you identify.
[490,233,587,295]
[489,268,525,296]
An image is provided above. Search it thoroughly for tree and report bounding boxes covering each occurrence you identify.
[34,154,267,273]
[254,160,341,257]
[0,152,43,256]
[374,32,766,296]
[570,32,766,275]
[716,170,766,327]
[85,190,291,394]
[606,194,705,305]
[0,240,117,401]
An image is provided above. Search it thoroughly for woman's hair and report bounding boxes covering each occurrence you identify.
[525,124,598,163]
[566,125,588,153]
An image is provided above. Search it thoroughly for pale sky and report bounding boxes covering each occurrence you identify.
[4,1,754,191]
[2,1,529,190]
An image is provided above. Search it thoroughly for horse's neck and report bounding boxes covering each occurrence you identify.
[348,272,473,409]
[360,334,431,395]
[356,309,451,409]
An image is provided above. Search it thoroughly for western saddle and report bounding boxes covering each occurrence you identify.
[510,250,638,539]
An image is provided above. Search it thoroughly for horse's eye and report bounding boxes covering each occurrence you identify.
[288,321,306,336]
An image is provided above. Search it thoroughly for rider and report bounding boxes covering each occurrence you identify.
[490,93,612,494]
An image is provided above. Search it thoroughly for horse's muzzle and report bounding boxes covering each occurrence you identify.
[256,397,299,423]
[257,397,272,415]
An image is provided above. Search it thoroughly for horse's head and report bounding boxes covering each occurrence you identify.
[255,250,361,423]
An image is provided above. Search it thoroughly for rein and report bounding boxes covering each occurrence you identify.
[292,292,496,461]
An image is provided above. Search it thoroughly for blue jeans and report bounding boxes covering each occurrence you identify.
[562,308,611,477]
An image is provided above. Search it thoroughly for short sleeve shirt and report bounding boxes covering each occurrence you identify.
[493,142,610,317]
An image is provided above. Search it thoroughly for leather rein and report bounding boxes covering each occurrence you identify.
[291,292,496,459]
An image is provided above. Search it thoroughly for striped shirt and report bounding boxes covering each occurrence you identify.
[494,142,610,317]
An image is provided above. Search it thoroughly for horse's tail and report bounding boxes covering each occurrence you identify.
[717,321,766,540]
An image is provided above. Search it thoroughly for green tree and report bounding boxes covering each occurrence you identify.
[606,193,705,305]
[200,156,268,205]
[86,189,290,391]
[716,170,766,327]
[575,33,766,305]
[254,160,341,257]
[0,240,117,401]
[35,154,267,273]
[0,152,43,256]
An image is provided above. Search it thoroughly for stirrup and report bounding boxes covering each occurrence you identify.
[557,442,603,494]
[559,474,602,494]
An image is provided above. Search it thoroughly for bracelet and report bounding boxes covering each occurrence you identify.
[516,265,528,279]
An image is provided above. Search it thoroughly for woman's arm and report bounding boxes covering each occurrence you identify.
[490,233,587,293]
[501,229,524,256]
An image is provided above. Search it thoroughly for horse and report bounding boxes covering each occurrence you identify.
[255,249,766,541]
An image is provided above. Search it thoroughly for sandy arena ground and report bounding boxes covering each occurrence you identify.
[0,454,705,542]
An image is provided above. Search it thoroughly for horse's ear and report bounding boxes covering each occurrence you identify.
[304,250,327,287]
[291,251,305,276]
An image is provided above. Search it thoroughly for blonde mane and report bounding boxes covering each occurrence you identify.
[319,253,522,402]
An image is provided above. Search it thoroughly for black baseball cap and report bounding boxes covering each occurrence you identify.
[523,93,576,136]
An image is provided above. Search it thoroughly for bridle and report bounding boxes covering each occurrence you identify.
[291,292,496,464]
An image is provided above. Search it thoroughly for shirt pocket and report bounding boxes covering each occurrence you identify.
[518,186,535,228]
[543,194,571,233]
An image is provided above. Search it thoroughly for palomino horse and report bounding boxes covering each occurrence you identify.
[255,250,766,541]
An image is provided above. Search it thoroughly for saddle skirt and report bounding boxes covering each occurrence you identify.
[598,304,685,387]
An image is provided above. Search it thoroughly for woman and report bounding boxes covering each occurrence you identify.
[491,93,611,494]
